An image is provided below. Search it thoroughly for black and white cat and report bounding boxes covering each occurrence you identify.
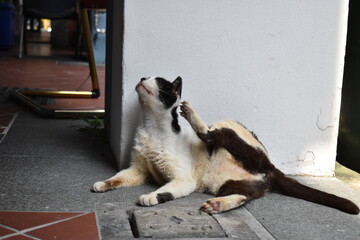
[93,76,359,215]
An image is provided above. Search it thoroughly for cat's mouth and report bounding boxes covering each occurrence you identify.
[136,83,152,95]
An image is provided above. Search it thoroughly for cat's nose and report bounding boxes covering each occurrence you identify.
[140,77,146,82]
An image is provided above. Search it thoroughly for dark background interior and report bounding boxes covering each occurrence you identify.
[337,0,360,173]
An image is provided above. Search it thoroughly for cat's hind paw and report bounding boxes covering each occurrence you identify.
[200,199,222,214]
[200,195,246,214]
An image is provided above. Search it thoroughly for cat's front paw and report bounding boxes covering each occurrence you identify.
[138,193,159,206]
[180,101,194,122]
[92,181,108,193]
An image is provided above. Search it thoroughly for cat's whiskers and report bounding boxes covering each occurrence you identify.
[124,90,137,103]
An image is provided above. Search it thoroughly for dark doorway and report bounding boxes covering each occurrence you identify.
[337,0,360,173]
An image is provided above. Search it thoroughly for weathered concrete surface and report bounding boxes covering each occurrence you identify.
[2,113,360,240]
[213,208,274,240]
[95,203,134,240]
[95,178,360,240]
[95,202,269,239]
[131,207,226,238]
[246,177,360,240]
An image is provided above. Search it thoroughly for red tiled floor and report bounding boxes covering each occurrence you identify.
[0,58,105,110]
[27,213,99,240]
[0,212,83,231]
[0,112,17,143]
[0,59,92,89]
[0,226,16,237]
[0,113,15,126]
[0,113,16,132]
[3,235,35,240]
[0,212,100,240]
[0,104,29,114]
[0,29,105,113]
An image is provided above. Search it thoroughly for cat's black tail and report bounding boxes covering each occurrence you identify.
[270,171,359,215]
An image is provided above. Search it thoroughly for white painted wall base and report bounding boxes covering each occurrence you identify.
[110,0,349,175]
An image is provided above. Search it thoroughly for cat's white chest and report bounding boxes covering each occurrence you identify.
[134,127,195,184]
[133,128,177,183]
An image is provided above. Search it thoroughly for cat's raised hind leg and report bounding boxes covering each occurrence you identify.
[200,179,267,214]
[92,167,147,192]
[200,194,247,214]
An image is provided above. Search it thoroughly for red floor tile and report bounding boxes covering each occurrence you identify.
[0,114,15,126]
[27,213,99,240]
[0,58,105,111]
[0,212,83,231]
[0,104,30,114]
[0,226,16,237]
[3,235,35,240]
[0,59,96,90]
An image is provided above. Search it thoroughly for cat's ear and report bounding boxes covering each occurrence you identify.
[172,76,182,97]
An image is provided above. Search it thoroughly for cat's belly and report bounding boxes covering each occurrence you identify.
[199,148,264,194]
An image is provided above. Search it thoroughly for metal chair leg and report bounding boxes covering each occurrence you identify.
[19,14,25,59]
[11,91,104,118]
[13,8,104,118]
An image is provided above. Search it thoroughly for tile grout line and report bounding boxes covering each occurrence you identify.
[0,224,18,232]
[20,212,91,234]
[22,234,41,240]
[0,224,20,240]
[0,210,85,213]
[93,207,103,240]
[0,212,91,240]
[0,113,18,144]
[242,207,277,240]
[1,113,18,135]
[17,233,42,240]
[0,155,86,159]
[0,225,40,240]
[0,232,41,240]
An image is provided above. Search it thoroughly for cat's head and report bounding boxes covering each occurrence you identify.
[135,76,182,110]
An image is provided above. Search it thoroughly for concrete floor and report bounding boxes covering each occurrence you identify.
[0,112,359,239]
[335,162,360,192]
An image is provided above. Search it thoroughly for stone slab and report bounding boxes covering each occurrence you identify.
[131,207,226,238]
[95,202,270,239]
[96,203,134,240]
[213,208,274,240]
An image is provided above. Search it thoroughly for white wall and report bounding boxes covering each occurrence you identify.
[113,0,349,175]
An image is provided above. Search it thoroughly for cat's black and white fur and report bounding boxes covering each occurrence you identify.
[93,76,359,215]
